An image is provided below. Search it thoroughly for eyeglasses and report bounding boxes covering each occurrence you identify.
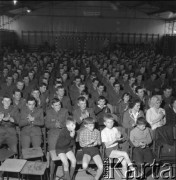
[156,101,162,104]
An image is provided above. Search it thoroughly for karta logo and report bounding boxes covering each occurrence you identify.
[103,158,176,179]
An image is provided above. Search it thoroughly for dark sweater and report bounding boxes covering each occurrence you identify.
[55,127,75,153]
[94,105,110,126]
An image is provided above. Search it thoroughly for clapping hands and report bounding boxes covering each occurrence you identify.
[80,110,89,120]
[0,113,4,122]
[2,113,10,122]
[27,114,35,122]
[55,121,61,128]
[139,142,146,148]
[159,110,165,118]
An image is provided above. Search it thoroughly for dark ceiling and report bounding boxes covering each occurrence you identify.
[0,1,176,20]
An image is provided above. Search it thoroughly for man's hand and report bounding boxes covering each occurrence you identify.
[88,139,95,145]
[46,98,49,103]
[93,141,98,146]
[9,117,15,123]
[3,114,10,121]
[0,113,4,122]
[139,142,146,148]
[28,114,35,122]
[55,121,61,128]
[80,110,89,120]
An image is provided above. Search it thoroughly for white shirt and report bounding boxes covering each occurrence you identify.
[101,127,121,148]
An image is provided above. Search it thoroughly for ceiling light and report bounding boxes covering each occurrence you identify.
[13,0,17,5]
[26,9,31,13]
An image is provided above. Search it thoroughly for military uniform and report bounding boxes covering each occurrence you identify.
[45,108,68,151]
[0,104,19,153]
[19,106,44,149]
[12,98,26,112]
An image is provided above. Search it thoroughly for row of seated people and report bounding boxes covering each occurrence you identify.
[1,83,174,150]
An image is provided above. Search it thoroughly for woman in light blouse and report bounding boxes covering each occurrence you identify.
[146,95,166,130]
[122,99,144,134]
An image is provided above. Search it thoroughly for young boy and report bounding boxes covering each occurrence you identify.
[55,116,77,180]
[94,96,111,129]
[79,117,103,180]
[101,113,135,179]
[130,117,153,176]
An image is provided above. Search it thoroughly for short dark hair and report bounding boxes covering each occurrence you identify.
[66,116,76,125]
[27,96,36,103]
[97,96,106,102]
[13,88,22,95]
[136,117,147,125]
[77,96,86,102]
[78,81,85,87]
[113,81,120,87]
[39,82,47,87]
[103,113,114,122]
[121,92,131,100]
[80,90,89,96]
[84,117,95,125]
[135,86,143,93]
[163,85,172,92]
[97,82,104,87]
[51,97,61,105]
[129,99,141,109]
[92,78,99,83]
[3,94,11,100]
[74,75,81,80]
[56,85,65,90]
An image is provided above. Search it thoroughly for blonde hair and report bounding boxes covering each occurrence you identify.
[149,95,162,108]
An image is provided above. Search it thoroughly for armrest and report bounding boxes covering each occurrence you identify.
[157,144,163,159]
[101,143,106,159]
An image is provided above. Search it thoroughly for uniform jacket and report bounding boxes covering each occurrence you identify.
[45,108,68,135]
[19,106,44,136]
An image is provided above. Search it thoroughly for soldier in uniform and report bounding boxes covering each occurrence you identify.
[45,98,69,151]
[19,96,44,149]
[0,95,19,153]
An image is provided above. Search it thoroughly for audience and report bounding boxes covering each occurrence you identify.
[0,43,176,179]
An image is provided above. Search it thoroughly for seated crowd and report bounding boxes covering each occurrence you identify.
[0,44,176,180]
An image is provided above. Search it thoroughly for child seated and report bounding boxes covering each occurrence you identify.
[79,117,103,180]
[101,113,135,179]
[94,96,111,129]
[55,116,76,180]
[130,117,153,177]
